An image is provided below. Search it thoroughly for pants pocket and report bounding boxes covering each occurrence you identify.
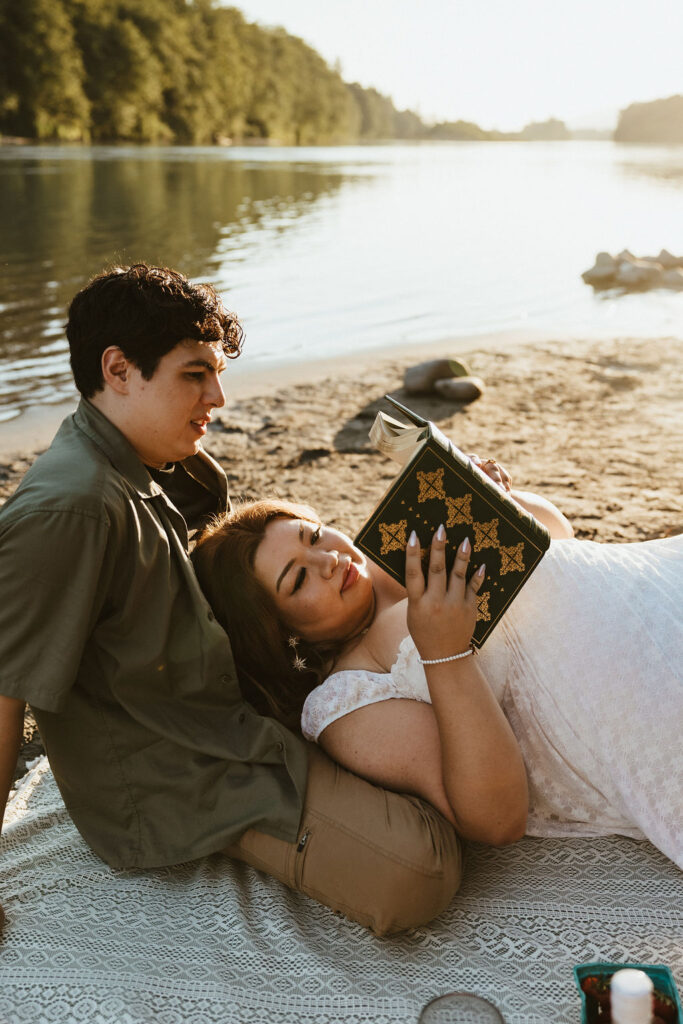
[293,827,313,889]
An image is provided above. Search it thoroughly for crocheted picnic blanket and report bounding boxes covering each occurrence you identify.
[1,759,681,1024]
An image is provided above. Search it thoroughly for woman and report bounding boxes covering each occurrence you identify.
[192,466,683,867]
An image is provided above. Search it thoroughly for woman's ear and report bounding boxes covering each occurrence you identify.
[101,346,131,394]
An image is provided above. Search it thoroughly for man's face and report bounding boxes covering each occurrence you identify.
[122,340,227,467]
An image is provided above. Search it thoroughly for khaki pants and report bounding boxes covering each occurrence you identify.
[225,744,463,936]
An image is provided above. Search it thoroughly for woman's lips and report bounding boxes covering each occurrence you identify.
[341,562,359,592]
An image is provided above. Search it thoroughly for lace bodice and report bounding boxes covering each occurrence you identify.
[301,645,428,742]
[302,536,683,866]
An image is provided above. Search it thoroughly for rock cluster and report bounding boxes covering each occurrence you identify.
[582,249,683,291]
[403,358,485,404]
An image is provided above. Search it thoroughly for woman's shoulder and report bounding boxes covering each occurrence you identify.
[301,664,400,742]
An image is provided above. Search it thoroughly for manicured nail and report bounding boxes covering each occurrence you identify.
[408,530,418,547]
[461,536,470,554]
[435,524,446,542]
[476,563,486,577]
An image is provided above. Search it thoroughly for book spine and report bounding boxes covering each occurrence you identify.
[427,424,551,547]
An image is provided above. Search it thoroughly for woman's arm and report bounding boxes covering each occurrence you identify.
[321,531,528,845]
[404,528,528,842]
[320,693,525,844]
[320,698,464,828]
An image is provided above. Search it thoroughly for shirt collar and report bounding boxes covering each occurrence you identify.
[74,399,164,499]
[73,399,228,506]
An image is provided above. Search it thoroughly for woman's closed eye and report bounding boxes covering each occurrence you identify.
[292,566,306,594]
[291,525,321,594]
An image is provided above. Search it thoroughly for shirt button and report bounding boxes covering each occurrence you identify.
[207,611,214,622]
[238,712,246,724]
[221,674,231,684]
[277,742,284,753]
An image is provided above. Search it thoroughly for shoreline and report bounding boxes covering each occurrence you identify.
[0,325,678,461]
[2,330,681,545]
[0,327,541,459]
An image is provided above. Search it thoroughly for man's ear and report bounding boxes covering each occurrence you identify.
[101,347,132,394]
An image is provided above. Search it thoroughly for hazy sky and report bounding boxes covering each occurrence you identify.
[232,0,683,131]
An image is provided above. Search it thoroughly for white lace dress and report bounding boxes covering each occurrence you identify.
[302,536,683,867]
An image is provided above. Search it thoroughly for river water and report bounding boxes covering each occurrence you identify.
[1,141,682,420]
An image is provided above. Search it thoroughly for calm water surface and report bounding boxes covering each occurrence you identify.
[1,141,682,419]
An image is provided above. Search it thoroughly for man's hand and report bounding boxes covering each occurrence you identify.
[467,453,512,493]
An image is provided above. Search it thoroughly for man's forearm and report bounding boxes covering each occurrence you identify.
[0,696,25,833]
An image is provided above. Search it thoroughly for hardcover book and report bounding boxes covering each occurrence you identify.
[354,397,551,647]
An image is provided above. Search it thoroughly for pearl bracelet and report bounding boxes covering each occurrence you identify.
[418,646,475,665]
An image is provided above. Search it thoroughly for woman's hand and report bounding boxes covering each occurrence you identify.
[467,453,512,493]
[405,526,485,662]
[399,524,528,845]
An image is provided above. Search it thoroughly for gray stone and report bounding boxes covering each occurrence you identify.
[616,259,662,287]
[433,376,485,403]
[404,357,472,394]
[657,248,683,269]
[582,261,617,285]
[661,268,683,289]
[582,249,683,290]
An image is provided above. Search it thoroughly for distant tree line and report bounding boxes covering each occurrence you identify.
[424,117,572,142]
[615,95,683,144]
[0,0,623,146]
[0,0,433,144]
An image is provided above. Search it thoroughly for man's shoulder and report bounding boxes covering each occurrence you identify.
[0,415,133,526]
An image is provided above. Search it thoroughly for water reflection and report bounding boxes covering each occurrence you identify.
[0,148,347,417]
[1,142,682,421]
[617,151,683,190]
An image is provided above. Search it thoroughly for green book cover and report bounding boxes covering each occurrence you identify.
[354,399,550,647]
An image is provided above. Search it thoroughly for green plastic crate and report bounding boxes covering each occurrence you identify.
[574,962,682,1023]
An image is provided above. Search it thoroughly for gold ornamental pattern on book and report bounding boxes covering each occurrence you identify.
[356,443,546,646]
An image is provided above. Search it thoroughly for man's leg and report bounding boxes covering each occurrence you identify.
[224,744,463,936]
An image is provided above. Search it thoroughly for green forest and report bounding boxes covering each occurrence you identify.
[3,0,678,146]
[0,0,428,144]
[0,0,581,145]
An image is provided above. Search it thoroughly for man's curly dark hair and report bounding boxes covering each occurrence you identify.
[66,263,243,397]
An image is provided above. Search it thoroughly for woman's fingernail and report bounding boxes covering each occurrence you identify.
[435,524,446,542]
[408,530,418,547]
[462,536,470,554]
[476,563,486,577]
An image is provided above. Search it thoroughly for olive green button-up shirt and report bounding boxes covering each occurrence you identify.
[0,400,307,868]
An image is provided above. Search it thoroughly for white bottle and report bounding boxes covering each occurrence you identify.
[610,969,653,1024]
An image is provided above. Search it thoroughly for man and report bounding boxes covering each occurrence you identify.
[0,264,462,936]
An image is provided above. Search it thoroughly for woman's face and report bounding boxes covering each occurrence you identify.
[253,517,375,644]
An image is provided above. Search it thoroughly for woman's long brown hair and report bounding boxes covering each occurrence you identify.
[192,499,348,731]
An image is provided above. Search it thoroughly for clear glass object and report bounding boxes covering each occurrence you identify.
[418,992,505,1023]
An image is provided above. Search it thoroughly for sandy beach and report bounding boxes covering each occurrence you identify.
[4,332,682,777]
